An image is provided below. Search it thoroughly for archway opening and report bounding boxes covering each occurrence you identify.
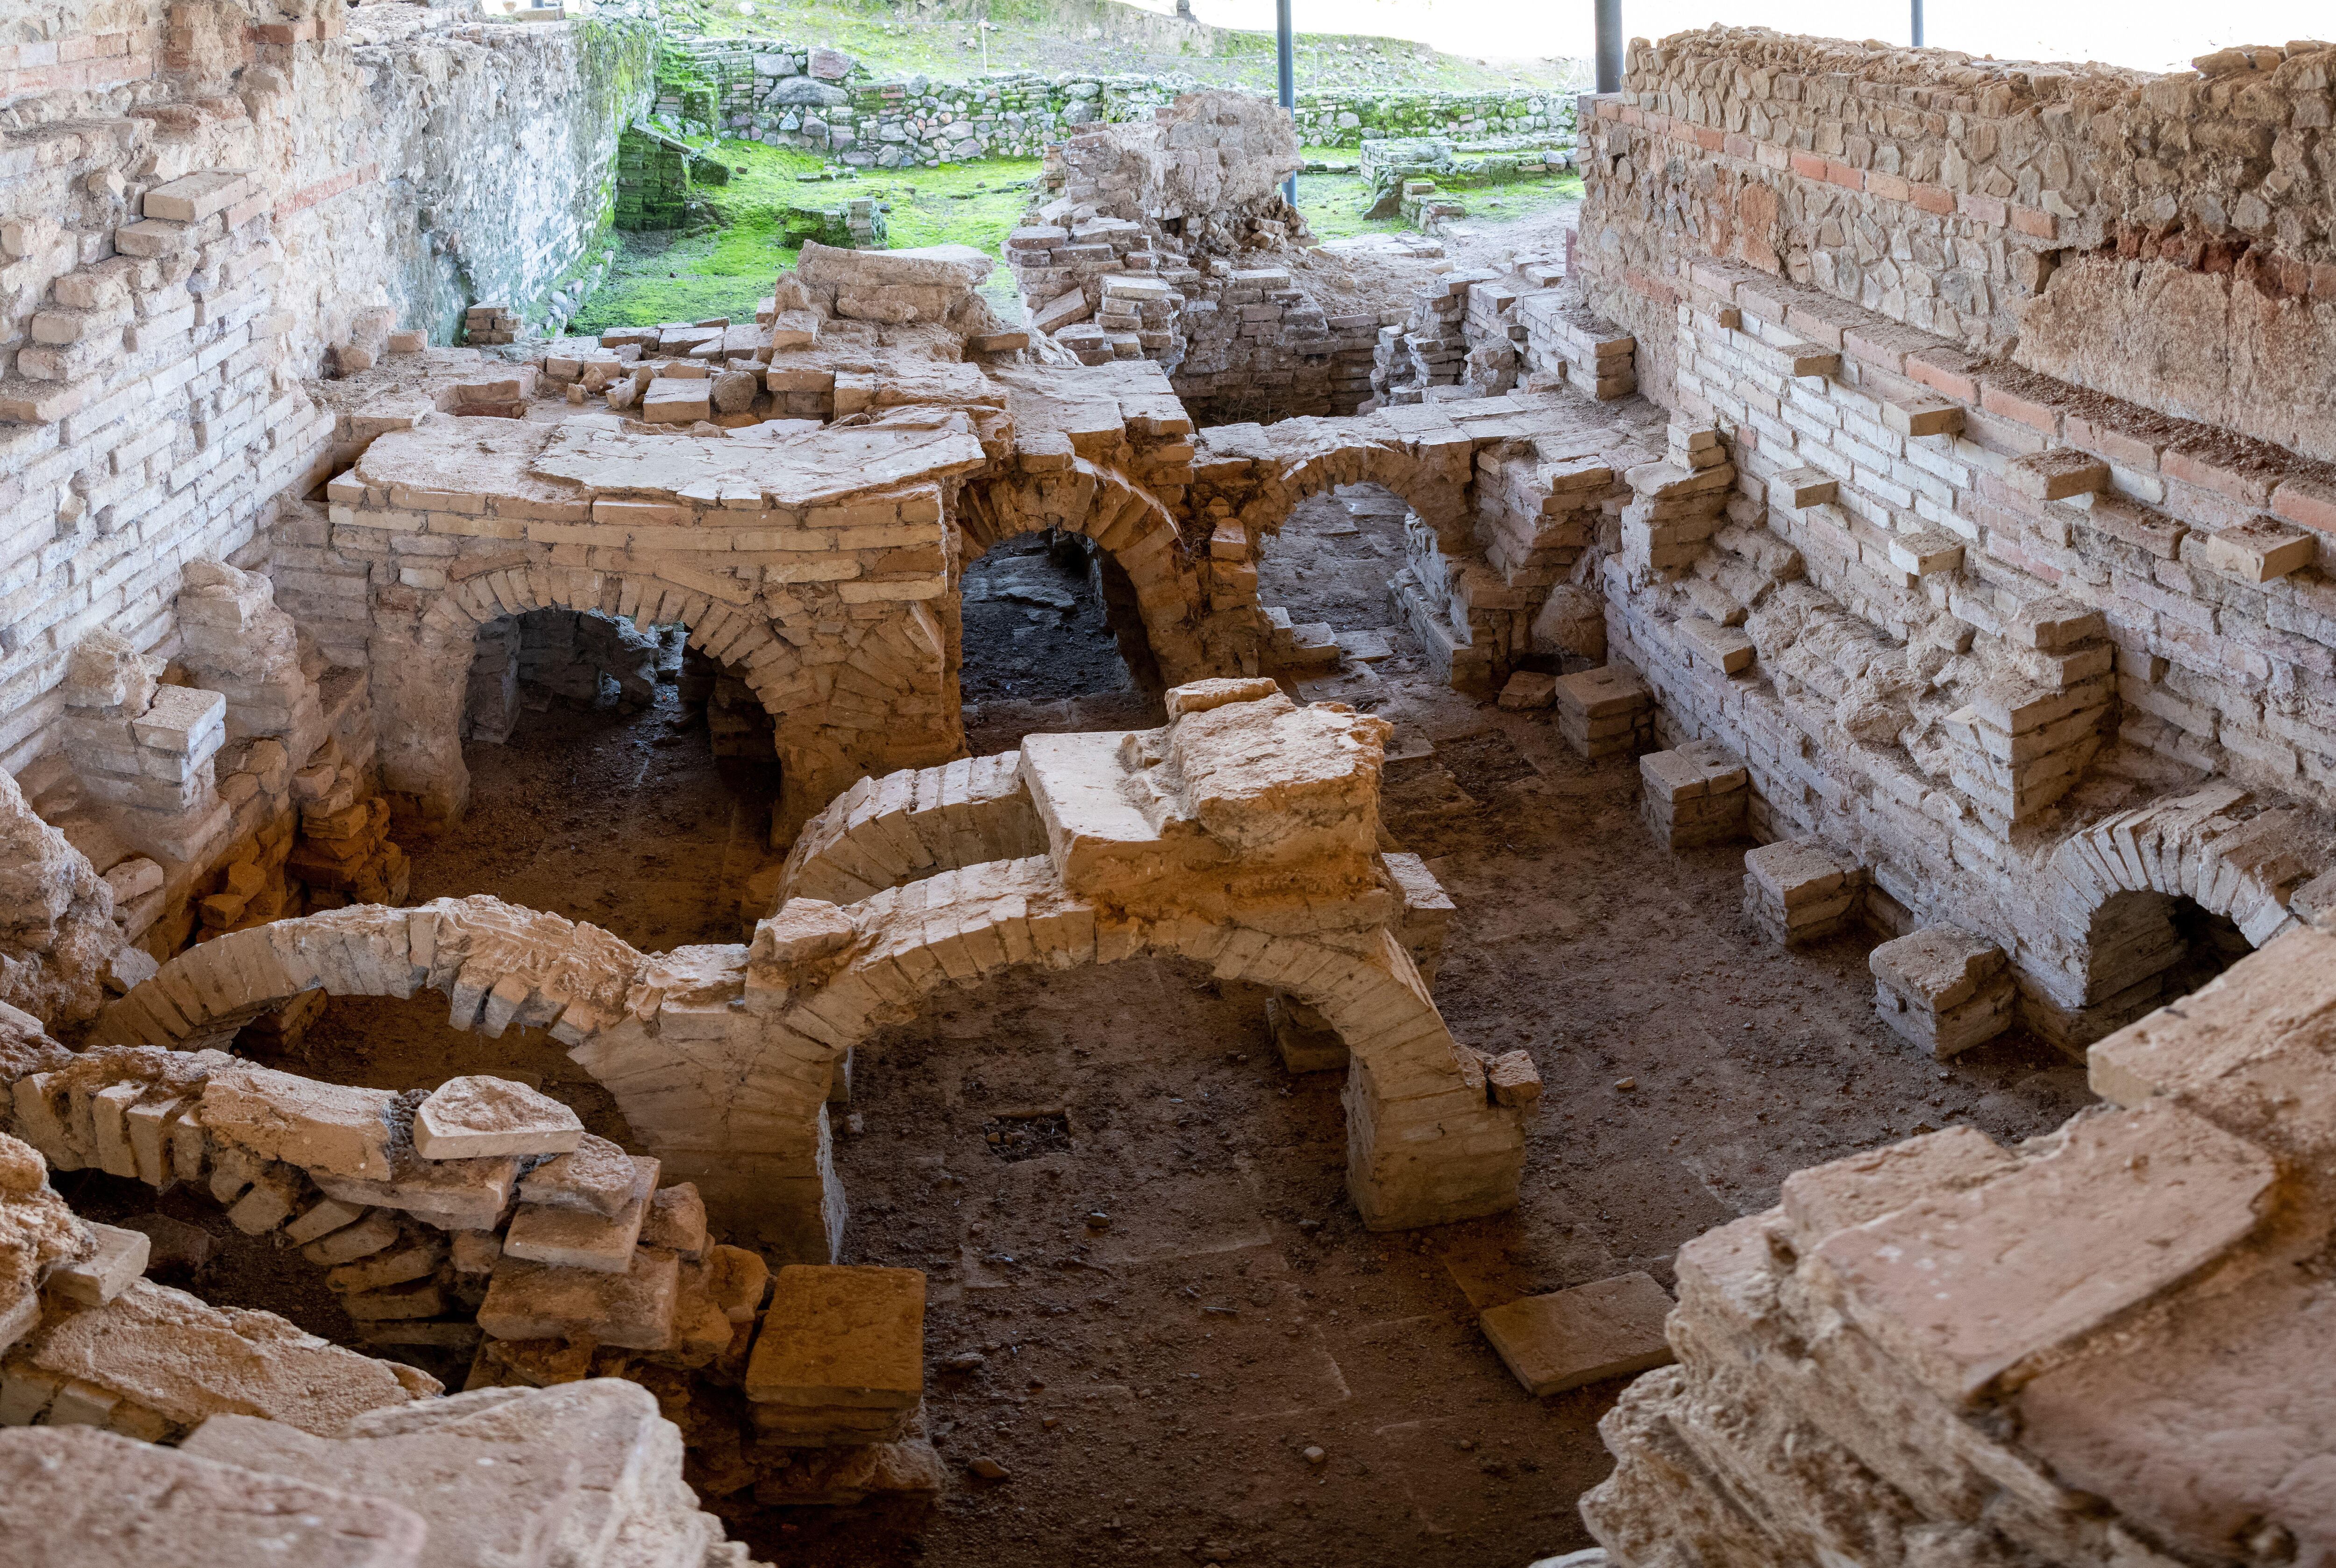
[1255,480,1441,686]
[432,606,783,950]
[958,530,1164,755]
[2085,889,2255,1018]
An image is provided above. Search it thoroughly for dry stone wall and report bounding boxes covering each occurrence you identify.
[659,36,1573,166]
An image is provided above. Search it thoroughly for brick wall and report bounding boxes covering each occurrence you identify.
[1575,28,2336,462]
[1566,30,2336,1047]
[0,0,653,1000]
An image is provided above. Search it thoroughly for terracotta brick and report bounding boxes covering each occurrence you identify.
[1789,151,1828,180]
[2163,447,2274,505]
[2272,477,2336,537]
[1695,127,1724,152]
[1866,171,1911,202]
[1978,381,2061,435]
[2008,206,2058,240]
[1905,348,1980,402]
[1824,161,1866,190]
[2063,414,2164,472]
[1723,133,1754,160]
[1842,328,1910,373]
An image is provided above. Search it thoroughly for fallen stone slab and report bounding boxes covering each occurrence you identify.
[188,1379,744,1568]
[477,1248,679,1350]
[26,1277,429,1435]
[502,1195,647,1274]
[516,1134,657,1218]
[0,1426,427,1567]
[412,1076,582,1160]
[46,1220,147,1306]
[1479,1271,1676,1396]
[746,1265,926,1412]
[199,1063,397,1180]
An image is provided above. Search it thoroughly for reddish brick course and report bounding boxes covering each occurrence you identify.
[2163,447,2275,505]
[1978,380,2062,435]
[2272,477,2336,537]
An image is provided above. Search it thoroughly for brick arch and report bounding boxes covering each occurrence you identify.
[375,561,947,834]
[756,859,1526,1256]
[87,898,793,1230]
[2033,785,2327,1042]
[1235,439,1471,550]
[958,458,1210,682]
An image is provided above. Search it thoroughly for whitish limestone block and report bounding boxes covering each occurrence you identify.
[46,1221,149,1306]
[183,1380,740,1568]
[1479,1272,1676,1396]
[476,1248,679,1350]
[502,1196,647,1274]
[515,1134,657,1218]
[0,1426,427,1566]
[411,1076,582,1160]
[199,1064,397,1180]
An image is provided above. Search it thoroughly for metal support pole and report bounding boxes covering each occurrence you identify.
[1278,0,1296,206]
[1911,0,1924,47]
[1595,0,1621,95]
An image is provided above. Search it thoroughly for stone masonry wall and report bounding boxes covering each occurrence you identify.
[659,36,1574,168]
[1574,28,2336,462]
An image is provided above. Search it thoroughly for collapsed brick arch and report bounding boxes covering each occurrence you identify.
[373,561,944,832]
[776,750,1047,908]
[87,897,789,1230]
[756,857,1526,1253]
[749,684,1538,1256]
[1189,420,1474,548]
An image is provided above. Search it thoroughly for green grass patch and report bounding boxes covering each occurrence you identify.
[1297,165,1583,243]
[573,141,1046,333]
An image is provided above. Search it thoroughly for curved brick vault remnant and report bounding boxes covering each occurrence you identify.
[2025,783,2332,1042]
[88,895,798,1235]
[761,678,1538,1248]
[958,453,1208,680]
[95,684,1536,1257]
[333,412,986,834]
[1185,391,1645,693]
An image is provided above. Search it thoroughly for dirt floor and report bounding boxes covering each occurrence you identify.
[960,531,1168,759]
[741,482,2099,1567]
[406,682,783,954]
[57,472,2099,1564]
